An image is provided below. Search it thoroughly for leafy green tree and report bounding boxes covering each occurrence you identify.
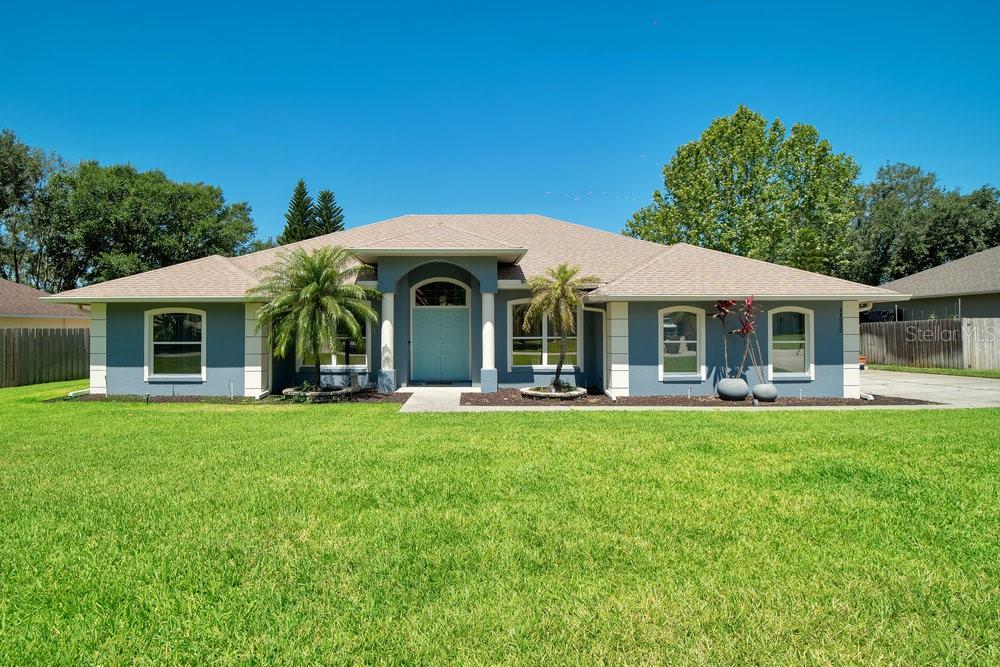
[277,179,314,244]
[0,130,51,283]
[625,106,859,276]
[313,189,345,234]
[522,263,598,389]
[248,247,379,388]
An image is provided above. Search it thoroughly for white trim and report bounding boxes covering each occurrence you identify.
[606,302,629,397]
[43,296,256,304]
[497,279,526,289]
[657,306,706,382]
[587,293,905,302]
[409,277,472,382]
[505,298,584,372]
[842,301,861,399]
[380,293,395,371]
[244,303,270,397]
[143,307,207,382]
[767,306,815,381]
[0,312,89,320]
[481,292,496,370]
[294,320,372,373]
[89,303,107,395]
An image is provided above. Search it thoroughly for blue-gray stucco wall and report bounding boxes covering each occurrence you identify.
[494,290,602,389]
[105,302,246,396]
[626,300,844,397]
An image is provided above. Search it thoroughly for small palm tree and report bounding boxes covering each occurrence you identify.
[523,263,599,389]
[248,247,380,389]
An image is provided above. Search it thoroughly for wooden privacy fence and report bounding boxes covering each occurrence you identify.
[861,318,1000,370]
[0,328,90,388]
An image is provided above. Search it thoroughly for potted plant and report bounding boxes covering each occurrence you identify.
[711,299,749,400]
[712,296,777,401]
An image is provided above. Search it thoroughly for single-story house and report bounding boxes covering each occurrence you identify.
[873,245,1000,321]
[0,277,90,329]
[45,214,901,399]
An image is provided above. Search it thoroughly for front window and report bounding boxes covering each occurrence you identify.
[658,307,705,380]
[769,307,813,379]
[509,301,578,367]
[299,322,369,369]
[145,309,206,380]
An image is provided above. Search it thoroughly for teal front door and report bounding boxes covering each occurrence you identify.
[412,308,470,381]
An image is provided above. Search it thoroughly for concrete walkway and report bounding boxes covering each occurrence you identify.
[862,369,1000,408]
[398,386,473,412]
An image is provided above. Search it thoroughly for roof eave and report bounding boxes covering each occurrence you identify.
[586,293,909,302]
[41,295,259,304]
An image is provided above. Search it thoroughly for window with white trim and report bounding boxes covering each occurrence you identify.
[508,300,579,368]
[769,307,814,379]
[658,306,705,380]
[145,308,206,380]
[297,321,370,371]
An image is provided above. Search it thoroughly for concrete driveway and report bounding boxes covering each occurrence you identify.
[862,369,1000,408]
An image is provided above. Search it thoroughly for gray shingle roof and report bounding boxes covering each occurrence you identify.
[48,214,898,301]
[0,278,89,318]
[879,245,1000,299]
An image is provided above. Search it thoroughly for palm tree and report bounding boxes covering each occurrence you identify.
[248,247,380,389]
[523,263,599,389]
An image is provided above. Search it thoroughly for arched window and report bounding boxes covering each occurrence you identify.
[768,307,814,380]
[414,281,467,307]
[144,308,206,381]
[657,306,705,381]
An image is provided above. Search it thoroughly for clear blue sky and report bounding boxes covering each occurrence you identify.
[3,1,997,240]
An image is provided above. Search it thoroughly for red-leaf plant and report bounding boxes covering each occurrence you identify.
[714,296,766,382]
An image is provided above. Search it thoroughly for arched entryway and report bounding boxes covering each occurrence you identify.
[409,277,471,382]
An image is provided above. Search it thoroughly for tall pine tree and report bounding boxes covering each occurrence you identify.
[313,189,345,234]
[277,179,314,244]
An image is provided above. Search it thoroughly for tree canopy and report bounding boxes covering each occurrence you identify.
[277,181,346,244]
[313,189,345,235]
[1,129,258,291]
[624,106,859,276]
[848,164,1000,285]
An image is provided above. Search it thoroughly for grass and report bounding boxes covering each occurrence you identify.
[2,381,999,664]
[869,363,1000,380]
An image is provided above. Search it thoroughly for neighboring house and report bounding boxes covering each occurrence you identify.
[0,277,90,329]
[45,214,900,398]
[874,245,1000,321]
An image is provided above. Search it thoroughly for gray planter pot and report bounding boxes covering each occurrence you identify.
[717,378,750,401]
[752,383,778,402]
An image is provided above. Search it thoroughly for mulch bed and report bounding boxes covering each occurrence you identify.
[58,389,412,405]
[460,388,936,407]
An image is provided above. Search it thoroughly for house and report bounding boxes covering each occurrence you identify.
[873,245,1000,321]
[0,277,90,329]
[45,214,901,398]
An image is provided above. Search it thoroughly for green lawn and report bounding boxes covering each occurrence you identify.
[869,364,1000,380]
[2,382,999,664]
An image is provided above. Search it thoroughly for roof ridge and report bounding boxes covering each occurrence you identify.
[598,243,680,288]
[357,220,521,248]
[673,243,897,293]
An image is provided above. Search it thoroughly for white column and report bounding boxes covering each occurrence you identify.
[842,300,861,399]
[380,292,395,371]
[89,303,107,395]
[481,292,495,370]
[607,302,629,397]
[244,303,270,397]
